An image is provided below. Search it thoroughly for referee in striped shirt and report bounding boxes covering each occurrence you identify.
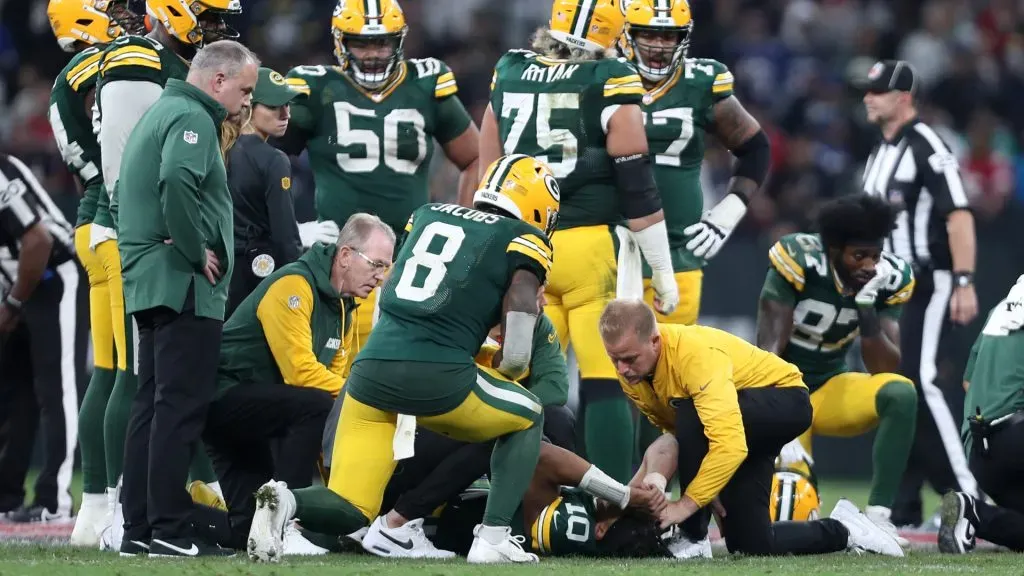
[857,60,981,528]
[0,153,81,523]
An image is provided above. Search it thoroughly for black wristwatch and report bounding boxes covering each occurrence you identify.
[953,271,974,288]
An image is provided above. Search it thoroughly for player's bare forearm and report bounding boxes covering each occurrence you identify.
[712,96,765,202]
[442,124,480,208]
[538,442,593,486]
[456,158,480,208]
[756,298,794,356]
[477,105,502,184]
[10,224,52,303]
[861,314,901,374]
[630,433,678,487]
[947,209,976,273]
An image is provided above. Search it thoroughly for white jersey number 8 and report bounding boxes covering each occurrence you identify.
[394,221,465,302]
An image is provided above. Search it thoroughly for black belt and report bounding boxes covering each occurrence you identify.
[969,409,1024,457]
[991,410,1024,433]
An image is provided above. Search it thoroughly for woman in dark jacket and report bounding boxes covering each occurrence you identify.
[225,67,318,317]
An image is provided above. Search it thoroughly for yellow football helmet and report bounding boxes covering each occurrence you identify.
[474,154,561,237]
[48,0,139,51]
[770,467,821,522]
[620,0,693,81]
[146,0,241,47]
[548,0,627,53]
[332,0,408,89]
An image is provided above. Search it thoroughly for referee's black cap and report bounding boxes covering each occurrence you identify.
[854,60,918,94]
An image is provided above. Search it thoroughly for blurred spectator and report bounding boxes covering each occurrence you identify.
[961,108,1015,220]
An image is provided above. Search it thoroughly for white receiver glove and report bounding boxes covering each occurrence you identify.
[854,258,895,307]
[777,438,814,468]
[684,193,748,260]
[297,220,340,248]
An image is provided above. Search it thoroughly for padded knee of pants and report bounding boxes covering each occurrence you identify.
[875,379,917,420]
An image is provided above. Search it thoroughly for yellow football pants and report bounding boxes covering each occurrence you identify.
[93,238,128,371]
[328,367,540,521]
[76,225,115,370]
[544,225,618,380]
[643,269,703,325]
[798,372,915,454]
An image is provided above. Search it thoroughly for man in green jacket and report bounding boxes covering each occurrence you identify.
[115,39,257,558]
[203,213,396,552]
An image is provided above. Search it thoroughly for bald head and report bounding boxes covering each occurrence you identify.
[600,299,658,344]
[600,299,661,385]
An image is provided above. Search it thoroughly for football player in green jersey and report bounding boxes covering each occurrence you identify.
[481,0,678,487]
[92,0,240,551]
[757,194,918,547]
[248,155,559,565]
[46,0,145,543]
[281,0,480,380]
[620,0,769,326]
[939,276,1024,555]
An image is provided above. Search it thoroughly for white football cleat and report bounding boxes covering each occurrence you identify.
[938,491,977,554]
[467,524,538,564]
[665,532,712,559]
[69,493,108,547]
[362,516,456,559]
[247,480,296,563]
[865,505,910,548]
[830,498,904,557]
[283,520,328,556]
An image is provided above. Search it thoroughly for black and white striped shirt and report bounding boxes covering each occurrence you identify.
[0,154,75,287]
[861,118,969,271]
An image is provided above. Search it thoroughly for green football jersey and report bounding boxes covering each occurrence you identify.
[518,487,598,556]
[50,46,105,226]
[489,50,644,229]
[760,233,915,390]
[93,35,190,229]
[641,58,734,274]
[285,60,472,235]
[359,203,553,365]
[962,300,1024,452]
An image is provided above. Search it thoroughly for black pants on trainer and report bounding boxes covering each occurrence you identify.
[203,383,333,549]
[122,291,222,543]
[966,417,1024,551]
[676,386,849,556]
[892,269,979,527]
[0,261,82,515]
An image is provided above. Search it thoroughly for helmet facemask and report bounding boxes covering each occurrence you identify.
[335,29,406,89]
[103,0,146,36]
[625,22,691,82]
[195,7,240,45]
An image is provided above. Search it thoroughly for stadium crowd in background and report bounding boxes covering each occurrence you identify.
[2,0,1024,231]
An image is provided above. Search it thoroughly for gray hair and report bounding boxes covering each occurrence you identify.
[337,213,396,251]
[189,40,260,81]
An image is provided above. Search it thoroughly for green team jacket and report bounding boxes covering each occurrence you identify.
[216,243,355,398]
[117,79,233,320]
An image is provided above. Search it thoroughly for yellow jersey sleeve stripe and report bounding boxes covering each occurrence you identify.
[436,71,454,85]
[507,243,552,274]
[434,79,458,98]
[712,82,734,94]
[284,78,311,95]
[604,84,645,98]
[66,53,103,84]
[490,69,497,92]
[885,278,916,305]
[514,233,552,258]
[604,74,643,87]
[102,57,162,74]
[68,62,101,91]
[103,46,160,64]
[542,496,562,553]
[714,72,734,84]
[404,215,414,233]
[769,245,805,290]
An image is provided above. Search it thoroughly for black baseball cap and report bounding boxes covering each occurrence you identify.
[855,60,918,94]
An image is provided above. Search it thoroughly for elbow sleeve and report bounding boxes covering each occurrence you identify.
[613,153,662,219]
[731,130,770,188]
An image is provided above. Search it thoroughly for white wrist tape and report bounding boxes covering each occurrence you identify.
[642,472,668,493]
[497,311,537,379]
[633,220,673,274]
[580,465,631,509]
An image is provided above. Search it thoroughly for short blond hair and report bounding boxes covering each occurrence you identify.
[599,298,657,343]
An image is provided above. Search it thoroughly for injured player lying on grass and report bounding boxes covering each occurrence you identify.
[243,433,670,561]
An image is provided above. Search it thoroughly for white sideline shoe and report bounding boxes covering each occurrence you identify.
[283,520,328,556]
[362,515,456,559]
[467,524,538,564]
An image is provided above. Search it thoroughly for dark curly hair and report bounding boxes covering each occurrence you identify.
[815,194,898,251]
[595,510,674,558]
